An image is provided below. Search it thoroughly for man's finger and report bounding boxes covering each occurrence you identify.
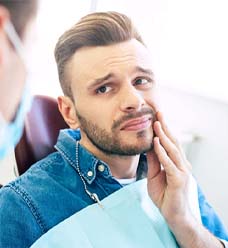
[153,137,178,176]
[147,149,161,180]
[156,111,182,150]
[156,111,192,170]
[154,121,185,170]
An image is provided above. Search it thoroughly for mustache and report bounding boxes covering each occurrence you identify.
[112,108,156,130]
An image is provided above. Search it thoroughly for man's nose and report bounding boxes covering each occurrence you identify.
[119,85,145,113]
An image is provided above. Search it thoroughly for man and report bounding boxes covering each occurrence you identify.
[0,0,38,160]
[0,11,227,248]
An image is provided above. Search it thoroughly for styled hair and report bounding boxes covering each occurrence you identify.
[54,11,145,99]
[0,0,38,38]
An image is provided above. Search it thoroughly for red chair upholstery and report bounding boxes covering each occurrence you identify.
[15,95,68,175]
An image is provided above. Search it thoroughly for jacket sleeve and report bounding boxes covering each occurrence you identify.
[0,185,43,248]
[198,185,228,241]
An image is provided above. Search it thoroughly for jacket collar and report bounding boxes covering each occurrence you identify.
[55,129,112,184]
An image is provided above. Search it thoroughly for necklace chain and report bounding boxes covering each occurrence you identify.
[76,141,103,208]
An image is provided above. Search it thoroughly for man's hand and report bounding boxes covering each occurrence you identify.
[147,111,192,222]
[147,111,224,248]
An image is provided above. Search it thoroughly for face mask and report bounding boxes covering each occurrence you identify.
[0,21,33,160]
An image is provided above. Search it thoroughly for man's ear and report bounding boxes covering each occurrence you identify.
[58,96,79,129]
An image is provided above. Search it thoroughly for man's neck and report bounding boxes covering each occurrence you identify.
[79,140,140,179]
[96,152,140,179]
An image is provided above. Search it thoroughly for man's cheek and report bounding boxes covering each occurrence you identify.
[146,97,160,116]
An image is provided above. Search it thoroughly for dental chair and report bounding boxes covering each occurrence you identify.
[15,95,68,175]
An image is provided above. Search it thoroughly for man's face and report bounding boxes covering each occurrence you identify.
[68,39,158,156]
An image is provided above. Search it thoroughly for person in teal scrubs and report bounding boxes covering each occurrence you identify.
[0,11,227,248]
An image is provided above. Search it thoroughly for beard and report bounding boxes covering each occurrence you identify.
[75,108,155,156]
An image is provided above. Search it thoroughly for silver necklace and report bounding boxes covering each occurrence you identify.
[75,141,103,208]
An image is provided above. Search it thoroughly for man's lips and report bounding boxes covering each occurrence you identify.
[120,116,152,131]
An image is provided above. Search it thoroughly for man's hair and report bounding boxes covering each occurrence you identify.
[0,0,38,38]
[54,11,145,99]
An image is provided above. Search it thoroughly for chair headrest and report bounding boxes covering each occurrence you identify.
[15,95,68,175]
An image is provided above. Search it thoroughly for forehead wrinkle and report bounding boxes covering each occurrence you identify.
[83,54,139,85]
[104,54,140,68]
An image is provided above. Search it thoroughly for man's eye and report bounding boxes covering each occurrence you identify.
[134,78,150,85]
[96,85,112,94]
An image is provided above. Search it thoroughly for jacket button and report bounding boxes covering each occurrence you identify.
[87,171,93,177]
[98,164,105,172]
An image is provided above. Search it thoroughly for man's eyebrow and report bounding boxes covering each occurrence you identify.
[134,66,154,76]
[87,66,154,90]
[88,73,114,90]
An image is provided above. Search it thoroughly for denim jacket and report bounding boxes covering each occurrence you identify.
[0,129,227,248]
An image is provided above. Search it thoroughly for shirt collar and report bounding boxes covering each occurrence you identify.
[55,129,112,184]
